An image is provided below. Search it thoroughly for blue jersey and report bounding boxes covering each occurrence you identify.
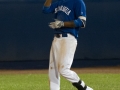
[43,0,86,38]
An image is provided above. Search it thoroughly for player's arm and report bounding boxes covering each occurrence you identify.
[63,21,76,28]
[70,0,87,28]
[44,0,52,7]
[49,17,86,29]
[65,0,87,28]
[64,16,86,28]
[42,0,53,14]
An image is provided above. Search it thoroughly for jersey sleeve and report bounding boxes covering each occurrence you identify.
[74,0,86,18]
[42,2,58,14]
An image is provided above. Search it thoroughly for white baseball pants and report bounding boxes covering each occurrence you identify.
[49,34,80,90]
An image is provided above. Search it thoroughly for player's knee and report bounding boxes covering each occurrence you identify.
[59,69,65,77]
[59,68,69,77]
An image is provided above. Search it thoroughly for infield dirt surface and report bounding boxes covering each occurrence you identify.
[0,66,120,74]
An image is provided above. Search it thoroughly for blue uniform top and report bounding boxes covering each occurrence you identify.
[43,0,86,38]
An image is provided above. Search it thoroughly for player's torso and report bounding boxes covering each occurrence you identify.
[53,0,83,38]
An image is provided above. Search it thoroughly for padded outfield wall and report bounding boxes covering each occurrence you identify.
[0,0,120,68]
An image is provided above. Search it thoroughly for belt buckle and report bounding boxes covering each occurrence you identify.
[62,33,67,37]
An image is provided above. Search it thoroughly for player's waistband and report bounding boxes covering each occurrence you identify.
[54,33,75,39]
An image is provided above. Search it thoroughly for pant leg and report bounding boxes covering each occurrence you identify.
[57,35,88,89]
[57,34,80,83]
[49,38,60,90]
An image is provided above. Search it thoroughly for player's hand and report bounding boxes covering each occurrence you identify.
[49,19,64,29]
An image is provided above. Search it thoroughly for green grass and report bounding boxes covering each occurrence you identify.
[0,74,120,90]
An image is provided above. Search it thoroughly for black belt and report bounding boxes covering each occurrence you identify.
[54,33,68,38]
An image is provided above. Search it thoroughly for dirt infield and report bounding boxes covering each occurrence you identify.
[0,66,120,74]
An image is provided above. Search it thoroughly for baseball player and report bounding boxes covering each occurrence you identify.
[42,0,93,90]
